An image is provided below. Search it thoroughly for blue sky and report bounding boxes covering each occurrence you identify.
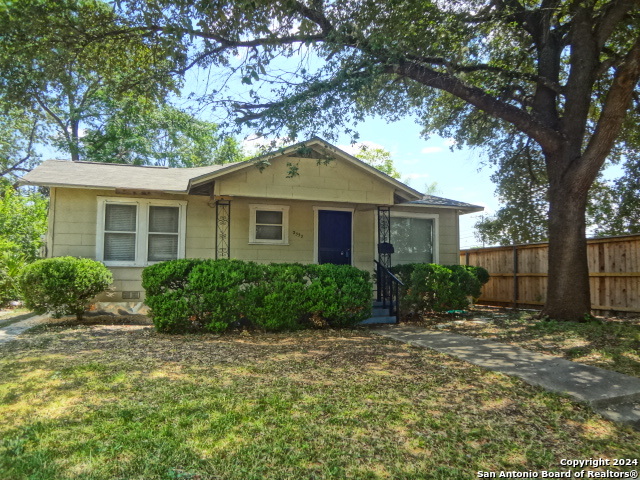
[181,61,497,249]
[232,116,497,249]
[330,117,497,249]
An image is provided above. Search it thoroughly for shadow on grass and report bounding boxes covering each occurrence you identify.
[1,325,639,479]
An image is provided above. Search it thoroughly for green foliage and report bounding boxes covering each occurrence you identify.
[0,181,48,261]
[81,101,246,167]
[474,138,639,245]
[589,156,640,236]
[391,263,490,313]
[19,257,113,320]
[0,238,28,305]
[352,144,401,179]
[0,181,48,304]
[0,103,43,181]
[142,260,371,333]
[0,0,178,161]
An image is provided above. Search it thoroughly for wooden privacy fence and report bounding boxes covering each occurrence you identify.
[460,234,640,313]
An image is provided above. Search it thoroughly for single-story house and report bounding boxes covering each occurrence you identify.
[20,137,483,312]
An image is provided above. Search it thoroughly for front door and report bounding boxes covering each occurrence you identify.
[318,210,352,265]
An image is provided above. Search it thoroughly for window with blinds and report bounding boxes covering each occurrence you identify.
[249,205,289,244]
[148,206,179,261]
[104,204,137,261]
[98,197,186,266]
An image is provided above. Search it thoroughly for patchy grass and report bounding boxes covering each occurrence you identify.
[423,307,640,378]
[0,308,33,327]
[0,318,638,480]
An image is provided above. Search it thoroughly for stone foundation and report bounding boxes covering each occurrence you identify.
[88,302,150,316]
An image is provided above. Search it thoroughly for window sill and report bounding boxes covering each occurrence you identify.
[103,260,178,267]
[248,241,290,246]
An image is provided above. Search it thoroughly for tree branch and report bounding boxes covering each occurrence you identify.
[579,36,640,185]
[32,92,71,145]
[0,119,39,178]
[405,54,563,93]
[390,60,563,152]
[594,0,637,50]
[290,0,334,35]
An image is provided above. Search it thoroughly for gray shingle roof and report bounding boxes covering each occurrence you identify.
[403,195,484,212]
[19,160,240,193]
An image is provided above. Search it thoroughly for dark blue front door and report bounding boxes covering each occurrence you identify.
[318,210,352,265]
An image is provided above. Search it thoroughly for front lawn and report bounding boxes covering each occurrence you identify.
[0,319,638,479]
[428,308,640,378]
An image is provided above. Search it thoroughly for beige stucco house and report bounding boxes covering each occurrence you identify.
[21,137,482,311]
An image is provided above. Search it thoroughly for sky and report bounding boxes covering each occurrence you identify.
[179,59,499,249]
[34,64,497,250]
[326,118,496,250]
[235,116,498,249]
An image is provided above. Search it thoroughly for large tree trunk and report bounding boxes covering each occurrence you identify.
[70,119,80,162]
[542,170,592,321]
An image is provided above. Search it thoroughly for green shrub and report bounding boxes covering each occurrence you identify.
[305,264,372,327]
[142,259,371,333]
[19,257,113,320]
[142,259,208,332]
[390,263,490,314]
[0,238,28,306]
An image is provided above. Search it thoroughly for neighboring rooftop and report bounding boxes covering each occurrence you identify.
[405,195,484,212]
[19,159,241,193]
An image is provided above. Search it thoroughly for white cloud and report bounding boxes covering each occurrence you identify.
[420,146,443,154]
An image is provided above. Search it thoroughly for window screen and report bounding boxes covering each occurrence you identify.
[255,210,283,241]
[148,206,179,261]
[104,204,137,261]
[391,217,434,265]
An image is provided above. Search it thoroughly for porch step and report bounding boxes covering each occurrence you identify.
[372,307,390,316]
[360,301,397,325]
[360,316,397,325]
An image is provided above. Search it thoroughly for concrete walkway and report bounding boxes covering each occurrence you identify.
[375,325,640,430]
[0,314,52,346]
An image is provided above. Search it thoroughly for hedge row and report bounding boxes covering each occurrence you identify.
[390,263,490,313]
[142,259,372,333]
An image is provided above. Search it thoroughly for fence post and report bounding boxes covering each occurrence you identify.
[513,245,519,308]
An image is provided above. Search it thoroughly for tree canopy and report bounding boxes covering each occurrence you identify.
[0,0,178,161]
[0,104,43,182]
[81,100,246,166]
[4,0,640,320]
[352,144,402,179]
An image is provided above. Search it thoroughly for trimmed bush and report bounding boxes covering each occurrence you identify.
[390,263,490,314]
[19,257,113,320]
[142,259,372,333]
[304,264,373,327]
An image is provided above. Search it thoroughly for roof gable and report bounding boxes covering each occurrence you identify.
[189,137,423,201]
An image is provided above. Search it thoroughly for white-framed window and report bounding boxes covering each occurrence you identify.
[97,197,187,266]
[249,204,289,245]
[389,211,439,265]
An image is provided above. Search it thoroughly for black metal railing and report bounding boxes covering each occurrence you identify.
[374,260,404,323]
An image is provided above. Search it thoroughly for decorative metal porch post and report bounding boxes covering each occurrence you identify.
[215,200,231,259]
[377,206,391,268]
[376,206,392,303]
